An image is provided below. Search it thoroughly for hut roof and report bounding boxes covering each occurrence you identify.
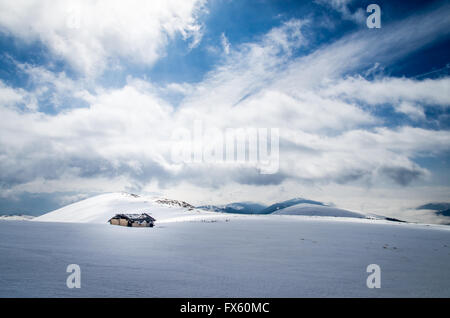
[109,213,156,222]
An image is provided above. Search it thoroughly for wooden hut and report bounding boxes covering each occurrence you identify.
[108,213,155,227]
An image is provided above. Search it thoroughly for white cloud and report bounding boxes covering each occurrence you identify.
[0,79,40,110]
[397,102,425,120]
[0,0,206,76]
[0,81,31,108]
[15,62,94,109]
[316,0,365,24]
[322,76,450,107]
[221,33,230,55]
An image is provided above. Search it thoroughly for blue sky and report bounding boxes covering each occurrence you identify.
[0,0,449,223]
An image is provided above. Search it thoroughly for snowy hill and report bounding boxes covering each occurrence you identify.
[200,198,402,222]
[272,203,368,218]
[33,192,226,224]
[259,197,325,214]
[33,193,404,224]
[199,197,370,219]
[198,202,267,214]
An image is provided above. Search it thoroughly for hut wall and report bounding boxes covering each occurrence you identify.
[132,221,148,227]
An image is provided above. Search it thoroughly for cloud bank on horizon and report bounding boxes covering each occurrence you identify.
[0,0,449,223]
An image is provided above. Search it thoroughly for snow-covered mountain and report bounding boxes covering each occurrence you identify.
[199,197,404,222]
[33,193,402,224]
[416,202,450,219]
[416,202,450,211]
[33,192,227,224]
[437,209,450,217]
[259,197,326,214]
[197,202,267,214]
[198,198,328,215]
[272,203,368,218]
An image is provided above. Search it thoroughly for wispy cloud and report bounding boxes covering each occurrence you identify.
[316,0,365,24]
[0,0,206,76]
[221,33,230,55]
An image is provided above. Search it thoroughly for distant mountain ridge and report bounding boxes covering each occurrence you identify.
[197,202,267,214]
[198,198,327,215]
[416,203,450,211]
[197,197,405,222]
[29,192,407,224]
[416,202,450,219]
[259,198,325,214]
[436,209,450,217]
[272,203,367,218]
